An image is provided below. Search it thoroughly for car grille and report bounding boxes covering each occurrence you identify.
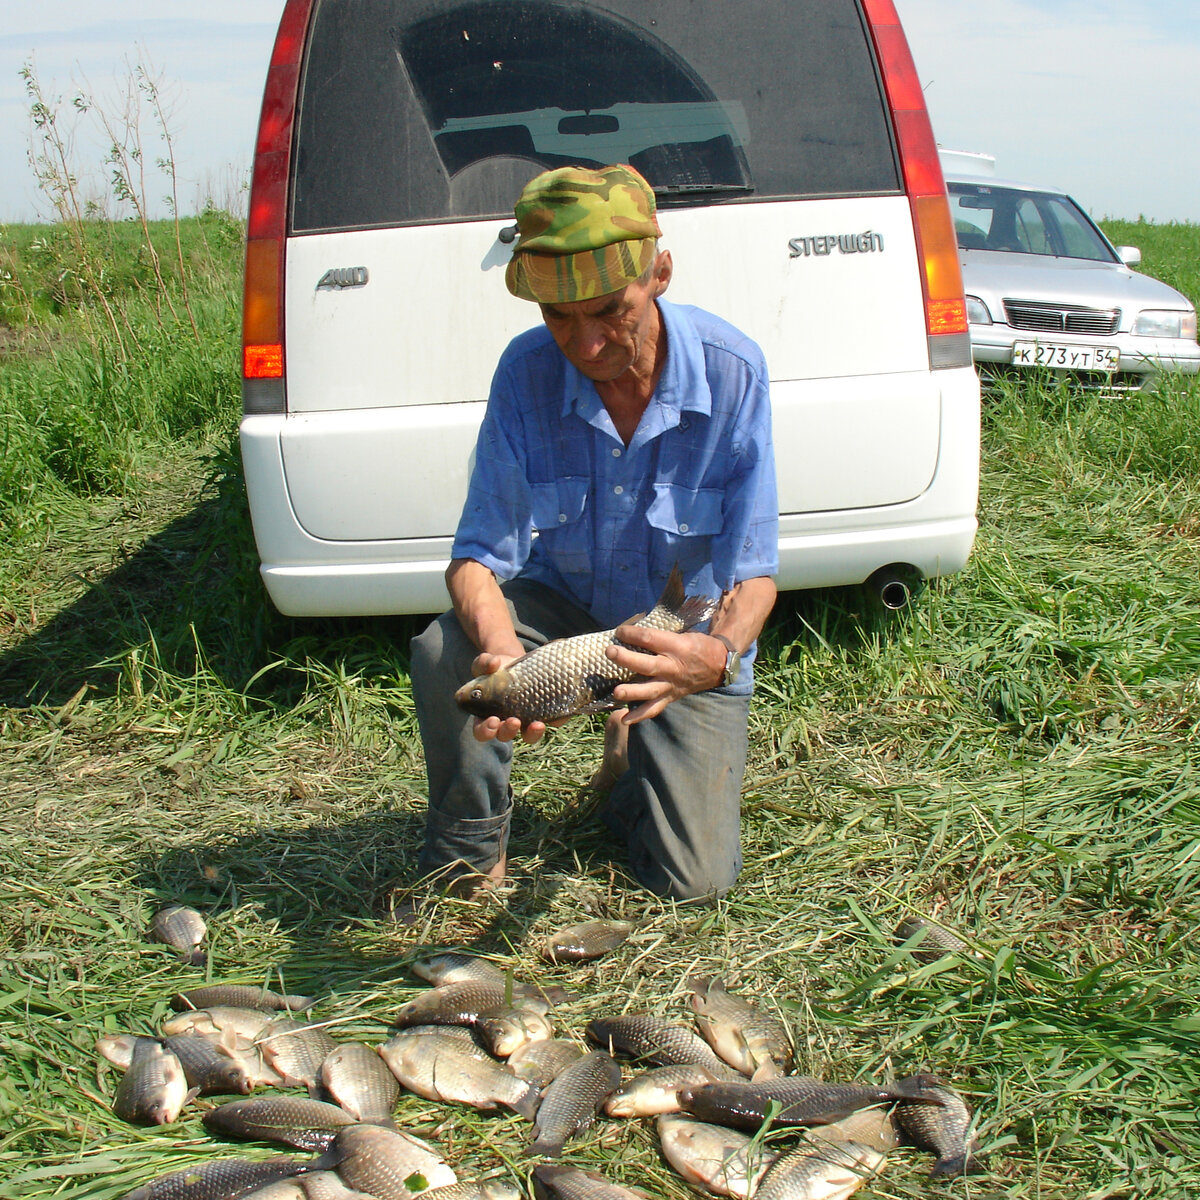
[1003,300,1120,336]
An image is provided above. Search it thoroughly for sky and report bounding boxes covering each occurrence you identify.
[2,1,1198,226]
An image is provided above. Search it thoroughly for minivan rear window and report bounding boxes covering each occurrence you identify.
[291,0,901,233]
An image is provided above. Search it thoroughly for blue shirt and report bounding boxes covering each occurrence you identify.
[452,299,779,689]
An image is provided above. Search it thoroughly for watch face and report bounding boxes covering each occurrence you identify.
[725,649,741,686]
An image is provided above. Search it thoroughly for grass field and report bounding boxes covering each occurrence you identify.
[1,212,1199,1200]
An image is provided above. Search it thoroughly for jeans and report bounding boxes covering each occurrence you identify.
[410,577,749,902]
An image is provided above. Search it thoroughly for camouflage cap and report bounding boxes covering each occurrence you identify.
[505,164,662,304]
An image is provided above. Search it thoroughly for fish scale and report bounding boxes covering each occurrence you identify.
[456,566,716,724]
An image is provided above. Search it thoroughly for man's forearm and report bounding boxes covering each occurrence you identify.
[708,575,778,654]
[445,558,524,659]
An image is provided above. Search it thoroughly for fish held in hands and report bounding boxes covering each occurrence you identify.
[455,565,715,724]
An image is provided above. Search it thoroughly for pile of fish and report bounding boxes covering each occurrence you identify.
[103,905,984,1200]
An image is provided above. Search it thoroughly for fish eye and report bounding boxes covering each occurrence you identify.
[470,688,483,700]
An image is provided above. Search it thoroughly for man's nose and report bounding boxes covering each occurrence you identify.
[572,319,608,358]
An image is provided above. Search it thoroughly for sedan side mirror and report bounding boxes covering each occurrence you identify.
[1115,245,1141,267]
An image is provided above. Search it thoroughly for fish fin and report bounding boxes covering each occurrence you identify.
[185,948,207,967]
[677,593,718,630]
[511,1085,541,1123]
[750,1059,784,1083]
[658,564,686,613]
[527,1134,564,1158]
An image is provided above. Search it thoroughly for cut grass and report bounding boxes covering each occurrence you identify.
[2,222,1200,1198]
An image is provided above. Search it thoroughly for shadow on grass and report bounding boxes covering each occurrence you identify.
[0,440,432,710]
[129,797,627,994]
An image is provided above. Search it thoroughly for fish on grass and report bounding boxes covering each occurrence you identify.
[117,1156,310,1200]
[312,1125,458,1197]
[202,1096,359,1152]
[543,920,636,964]
[149,905,208,965]
[688,976,793,1078]
[586,1013,736,1077]
[677,1075,943,1131]
[455,565,715,724]
[657,1114,777,1199]
[377,1030,540,1119]
[170,984,315,1013]
[533,1163,653,1200]
[892,1080,985,1175]
[98,1033,251,1097]
[893,916,972,964]
[111,1038,194,1125]
[751,1138,889,1200]
[528,1050,622,1157]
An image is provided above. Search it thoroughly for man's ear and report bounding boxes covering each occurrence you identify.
[652,249,673,297]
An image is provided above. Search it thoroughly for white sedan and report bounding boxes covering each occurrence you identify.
[944,166,1199,388]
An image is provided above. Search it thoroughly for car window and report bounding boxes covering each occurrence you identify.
[948,182,1115,262]
[291,0,902,233]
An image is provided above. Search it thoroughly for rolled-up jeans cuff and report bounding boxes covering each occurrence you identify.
[417,797,512,880]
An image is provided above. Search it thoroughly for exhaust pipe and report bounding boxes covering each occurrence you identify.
[865,565,922,611]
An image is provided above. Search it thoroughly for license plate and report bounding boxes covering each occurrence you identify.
[1012,341,1119,371]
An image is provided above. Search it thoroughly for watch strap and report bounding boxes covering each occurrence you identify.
[710,633,740,687]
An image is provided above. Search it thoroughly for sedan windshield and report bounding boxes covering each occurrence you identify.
[948,182,1116,262]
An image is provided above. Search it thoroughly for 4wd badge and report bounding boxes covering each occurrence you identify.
[317,266,369,289]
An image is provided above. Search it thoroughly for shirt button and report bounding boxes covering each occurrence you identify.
[612,447,622,457]
[679,522,689,532]
[613,485,624,495]
[558,513,567,522]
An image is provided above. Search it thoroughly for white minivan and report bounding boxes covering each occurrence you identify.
[240,0,980,616]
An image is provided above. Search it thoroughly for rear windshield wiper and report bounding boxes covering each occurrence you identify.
[654,184,755,196]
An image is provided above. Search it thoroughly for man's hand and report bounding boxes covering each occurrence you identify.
[466,650,571,745]
[603,626,728,725]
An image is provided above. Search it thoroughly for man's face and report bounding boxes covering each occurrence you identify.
[538,252,671,383]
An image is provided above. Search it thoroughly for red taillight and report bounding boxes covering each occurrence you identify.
[242,0,315,405]
[863,0,971,366]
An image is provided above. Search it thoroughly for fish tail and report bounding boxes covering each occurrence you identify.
[527,1133,565,1158]
[512,1085,541,1123]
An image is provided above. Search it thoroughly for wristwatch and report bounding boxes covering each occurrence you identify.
[710,633,741,687]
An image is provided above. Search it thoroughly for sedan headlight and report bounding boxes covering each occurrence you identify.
[1132,309,1198,339]
[965,295,992,326]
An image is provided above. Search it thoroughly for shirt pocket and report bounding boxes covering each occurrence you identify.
[531,477,589,531]
[646,484,724,581]
[530,477,591,576]
[646,484,724,538]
